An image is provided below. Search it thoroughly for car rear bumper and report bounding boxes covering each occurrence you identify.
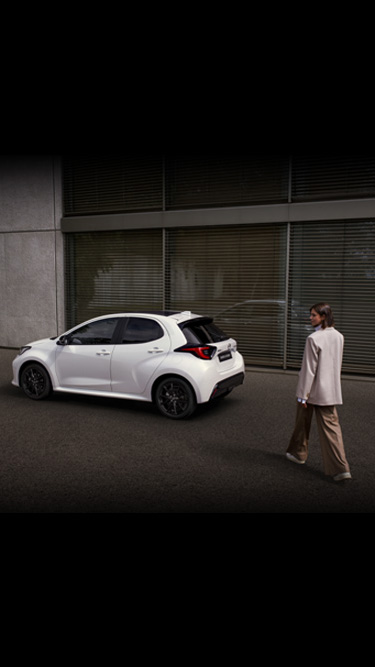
[209,372,245,400]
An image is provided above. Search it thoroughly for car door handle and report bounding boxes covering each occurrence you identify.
[96,350,111,356]
[148,348,164,354]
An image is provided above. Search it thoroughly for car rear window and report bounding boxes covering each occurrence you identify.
[121,318,164,344]
[181,319,229,345]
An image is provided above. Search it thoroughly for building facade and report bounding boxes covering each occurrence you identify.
[1,155,375,376]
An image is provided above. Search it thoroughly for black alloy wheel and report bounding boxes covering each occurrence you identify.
[155,377,197,419]
[20,364,52,400]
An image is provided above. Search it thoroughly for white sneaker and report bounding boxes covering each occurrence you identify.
[333,472,352,482]
[286,453,305,465]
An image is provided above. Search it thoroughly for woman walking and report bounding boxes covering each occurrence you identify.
[286,303,352,482]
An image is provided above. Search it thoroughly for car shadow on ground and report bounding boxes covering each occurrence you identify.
[4,378,236,420]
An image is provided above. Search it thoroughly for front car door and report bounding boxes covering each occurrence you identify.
[55,317,121,392]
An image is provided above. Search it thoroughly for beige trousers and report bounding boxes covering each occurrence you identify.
[287,402,350,477]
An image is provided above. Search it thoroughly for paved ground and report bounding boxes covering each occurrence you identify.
[0,348,374,513]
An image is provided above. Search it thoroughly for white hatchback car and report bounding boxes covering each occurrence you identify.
[12,311,245,419]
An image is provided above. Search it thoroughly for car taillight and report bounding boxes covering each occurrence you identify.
[175,345,216,360]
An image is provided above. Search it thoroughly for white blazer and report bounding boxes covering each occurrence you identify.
[296,327,344,406]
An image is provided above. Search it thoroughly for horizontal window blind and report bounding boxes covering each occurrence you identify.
[166,156,289,209]
[292,156,375,202]
[288,220,375,374]
[65,230,163,328]
[63,155,163,215]
[166,224,288,366]
[64,221,375,375]
[62,155,375,217]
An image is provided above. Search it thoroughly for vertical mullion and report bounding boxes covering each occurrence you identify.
[162,228,167,311]
[283,222,291,370]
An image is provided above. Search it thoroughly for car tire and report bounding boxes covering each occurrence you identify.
[155,377,197,419]
[20,363,52,400]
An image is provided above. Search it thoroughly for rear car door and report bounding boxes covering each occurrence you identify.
[110,317,171,395]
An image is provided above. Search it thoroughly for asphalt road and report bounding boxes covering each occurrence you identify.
[1,348,374,513]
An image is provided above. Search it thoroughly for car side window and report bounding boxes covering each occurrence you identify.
[69,318,120,345]
[121,318,164,344]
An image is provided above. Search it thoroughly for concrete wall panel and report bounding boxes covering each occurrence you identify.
[0,156,63,347]
[0,232,59,347]
[0,156,56,233]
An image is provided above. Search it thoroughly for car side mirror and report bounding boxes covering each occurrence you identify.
[57,335,69,346]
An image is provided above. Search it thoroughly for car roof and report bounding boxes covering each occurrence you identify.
[78,311,203,325]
